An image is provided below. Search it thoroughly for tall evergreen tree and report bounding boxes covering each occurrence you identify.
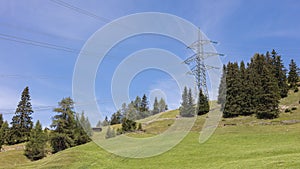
[180,86,194,117]
[0,121,9,146]
[152,97,160,115]
[10,86,34,144]
[0,114,3,128]
[140,94,149,112]
[271,50,289,98]
[110,111,122,125]
[188,88,195,115]
[197,89,209,115]
[223,62,242,117]
[133,96,141,111]
[218,65,227,108]
[251,54,280,119]
[158,98,167,113]
[102,116,109,126]
[50,97,77,153]
[25,120,47,161]
[288,59,299,89]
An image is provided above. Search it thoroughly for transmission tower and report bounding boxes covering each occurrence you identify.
[184,28,223,100]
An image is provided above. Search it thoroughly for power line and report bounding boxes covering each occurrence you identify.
[0,33,76,53]
[50,0,111,23]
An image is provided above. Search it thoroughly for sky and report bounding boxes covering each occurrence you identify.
[0,0,299,127]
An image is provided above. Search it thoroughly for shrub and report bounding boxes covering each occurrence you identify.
[294,88,299,93]
[285,109,291,113]
[291,107,297,111]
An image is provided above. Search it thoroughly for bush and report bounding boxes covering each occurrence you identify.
[285,109,291,113]
[137,123,142,131]
[291,107,297,111]
[294,88,299,93]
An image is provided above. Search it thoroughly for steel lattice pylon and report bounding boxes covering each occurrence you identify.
[184,28,223,100]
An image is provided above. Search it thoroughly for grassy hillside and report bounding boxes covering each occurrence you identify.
[1,89,300,169]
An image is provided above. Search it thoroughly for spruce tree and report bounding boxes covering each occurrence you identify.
[288,59,299,89]
[152,97,160,115]
[110,111,122,125]
[197,89,209,115]
[218,65,227,109]
[180,86,194,117]
[0,114,3,128]
[25,120,47,161]
[105,126,116,139]
[158,98,167,113]
[223,62,242,117]
[133,96,141,111]
[1,121,9,146]
[140,94,149,112]
[271,50,289,98]
[188,88,195,115]
[102,116,109,126]
[10,86,34,144]
[251,54,280,119]
[50,97,77,153]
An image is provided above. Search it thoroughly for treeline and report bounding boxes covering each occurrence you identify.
[0,87,92,161]
[97,94,168,139]
[98,94,168,126]
[218,50,300,119]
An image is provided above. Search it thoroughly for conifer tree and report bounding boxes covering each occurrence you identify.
[110,111,122,125]
[140,94,149,112]
[0,114,3,128]
[10,86,34,144]
[50,97,77,153]
[218,65,227,109]
[188,88,195,115]
[197,89,209,115]
[152,97,160,115]
[102,116,109,126]
[251,54,280,119]
[288,59,299,89]
[25,120,47,161]
[158,98,167,113]
[0,121,9,146]
[271,50,289,98]
[223,62,242,117]
[180,86,194,117]
[105,126,116,139]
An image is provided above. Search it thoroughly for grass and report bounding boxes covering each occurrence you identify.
[1,88,300,168]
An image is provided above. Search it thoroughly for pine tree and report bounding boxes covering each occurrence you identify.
[121,118,137,132]
[1,121,9,146]
[105,126,116,139]
[140,94,149,112]
[188,88,195,115]
[110,111,122,125]
[25,120,47,161]
[126,102,138,121]
[158,98,167,113]
[223,62,242,117]
[10,86,34,144]
[102,116,109,126]
[218,65,227,109]
[0,114,3,128]
[50,97,77,153]
[288,59,299,89]
[133,96,141,111]
[74,113,91,145]
[180,86,194,117]
[239,61,252,116]
[152,97,160,115]
[252,54,280,119]
[271,50,289,98]
[197,89,209,115]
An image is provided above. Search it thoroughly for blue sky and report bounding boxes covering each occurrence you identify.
[0,0,299,127]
